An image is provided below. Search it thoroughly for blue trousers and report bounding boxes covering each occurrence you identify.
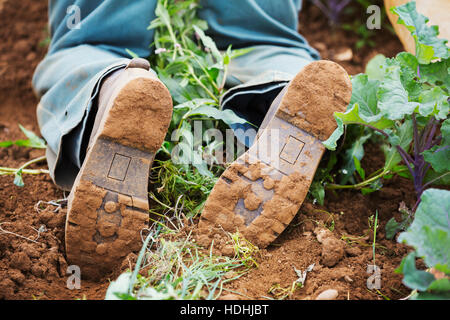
[33,0,319,190]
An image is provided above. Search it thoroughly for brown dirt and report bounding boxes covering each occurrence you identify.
[0,0,110,300]
[0,0,412,300]
[221,174,416,300]
[298,0,404,76]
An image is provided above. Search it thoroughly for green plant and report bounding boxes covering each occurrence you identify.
[341,20,376,50]
[0,124,48,186]
[268,283,294,300]
[370,210,379,266]
[149,159,220,218]
[324,1,449,211]
[38,26,51,48]
[147,0,252,178]
[385,201,414,240]
[396,188,450,300]
[105,226,257,300]
[141,0,257,222]
[228,231,260,268]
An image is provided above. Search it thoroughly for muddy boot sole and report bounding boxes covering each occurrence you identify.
[65,75,172,280]
[198,60,352,248]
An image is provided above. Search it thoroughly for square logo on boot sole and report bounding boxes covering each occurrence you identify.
[280,136,305,164]
[108,153,131,181]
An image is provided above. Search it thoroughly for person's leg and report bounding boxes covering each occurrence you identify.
[198,0,320,146]
[33,0,158,190]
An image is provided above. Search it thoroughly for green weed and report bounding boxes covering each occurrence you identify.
[149,159,220,218]
[0,124,48,187]
[106,226,258,300]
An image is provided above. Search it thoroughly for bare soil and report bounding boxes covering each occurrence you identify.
[0,0,411,300]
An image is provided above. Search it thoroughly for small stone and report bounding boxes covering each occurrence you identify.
[315,289,339,300]
[26,52,37,62]
[313,42,327,51]
[334,48,353,62]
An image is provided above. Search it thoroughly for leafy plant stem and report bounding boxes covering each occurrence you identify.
[187,65,219,103]
[412,171,450,212]
[372,210,378,266]
[0,156,49,175]
[218,67,228,95]
[422,171,450,190]
[165,15,182,60]
[424,118,439,151]
[345,122,389,138]
[184,49,221,93]
[342,115,446,208]
[326,168,389,190]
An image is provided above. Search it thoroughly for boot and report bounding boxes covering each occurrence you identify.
[198,60,352,248]
[65,58,173,280]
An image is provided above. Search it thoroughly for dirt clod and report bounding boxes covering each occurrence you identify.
[314,227,333,243]
[345,246,362,257]
[9,252,32,272]
[8,269,25,284]
[321,237,345,267]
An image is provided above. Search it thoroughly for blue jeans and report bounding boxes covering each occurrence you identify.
[33,0,319,190]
